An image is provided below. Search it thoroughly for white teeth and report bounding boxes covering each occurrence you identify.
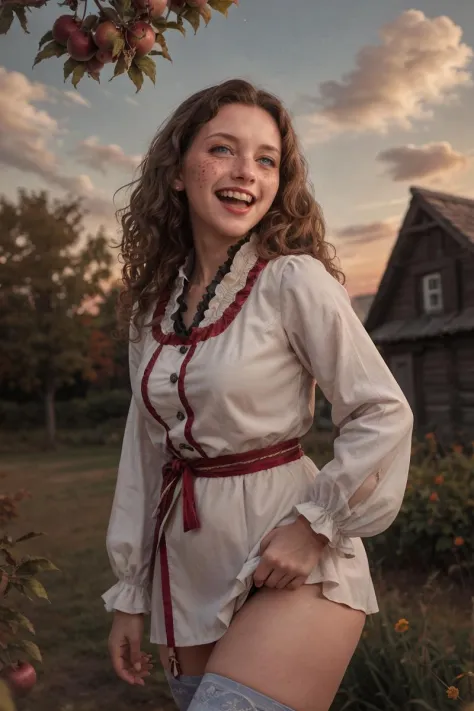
[217,190,253,203]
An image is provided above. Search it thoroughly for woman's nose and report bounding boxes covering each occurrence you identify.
[230,156,256,183]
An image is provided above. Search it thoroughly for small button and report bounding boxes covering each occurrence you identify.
[170,373,178,384]
[179,346,187,354]
[179,443,194,451]
[177,411,185,421]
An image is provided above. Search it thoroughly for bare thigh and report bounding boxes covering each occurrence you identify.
[206,584,365,711]
[158,642,216,676]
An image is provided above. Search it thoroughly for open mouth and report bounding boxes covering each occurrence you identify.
[215,189,256,207]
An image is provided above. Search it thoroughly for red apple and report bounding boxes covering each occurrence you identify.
[52,15,81,46]
[95,49,115,63]
[67,29,97,61]
[94,21,122,52]
[169,0,186,11]
[187,0,208,6]
[2,662,37,698]
[134,0,167,18]
[126,21,155,56]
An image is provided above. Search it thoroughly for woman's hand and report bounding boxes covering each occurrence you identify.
[253,516,328,591]
[108,611,153,686]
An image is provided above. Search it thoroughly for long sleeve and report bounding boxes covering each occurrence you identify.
[102,324,164,614]
[280,255,413,559]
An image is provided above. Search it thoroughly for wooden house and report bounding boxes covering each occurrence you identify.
[365,186,474,438]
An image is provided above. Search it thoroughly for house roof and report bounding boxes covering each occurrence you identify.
[411,186,474,246]
[370,307,474,343]
[365,186,474,340]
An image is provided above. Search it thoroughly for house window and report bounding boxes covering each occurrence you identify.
[422,272,443,314]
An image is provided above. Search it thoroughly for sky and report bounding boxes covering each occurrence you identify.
[1,0,473,296]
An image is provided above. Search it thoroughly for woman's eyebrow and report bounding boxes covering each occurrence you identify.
[206,131,281,154]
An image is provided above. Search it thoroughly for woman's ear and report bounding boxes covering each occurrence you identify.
[173,175,184,191]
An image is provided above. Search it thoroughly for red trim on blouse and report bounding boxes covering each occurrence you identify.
[159,536,176,647]
[177,343,207,458]
[141,344,179,457]
[152,258,267,346]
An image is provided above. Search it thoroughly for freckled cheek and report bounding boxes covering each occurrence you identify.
[187,159,222,191]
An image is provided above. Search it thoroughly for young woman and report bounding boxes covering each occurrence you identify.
[102,79,413,711]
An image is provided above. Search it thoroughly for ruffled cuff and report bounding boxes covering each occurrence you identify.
[294,502,355,559]
[102,580,151,615]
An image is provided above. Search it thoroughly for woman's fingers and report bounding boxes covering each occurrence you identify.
[275,574,297,589]
[110,642,138,685]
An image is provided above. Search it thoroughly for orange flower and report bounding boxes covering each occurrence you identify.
[429,492,439,503]
[435,474,444,485]
[425,432,435,441]
[446,686,460,700]
[394,618,409,633]
[454,536,465,547]
[453,444,463,454]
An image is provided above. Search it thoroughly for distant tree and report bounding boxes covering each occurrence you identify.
[0,190,113,446]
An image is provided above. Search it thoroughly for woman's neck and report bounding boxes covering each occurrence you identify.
[190,234,245,286]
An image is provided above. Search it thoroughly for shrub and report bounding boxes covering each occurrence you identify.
[0,390,130,431]
[0,477,58,700]
[336,576,474,710]
[365,435,474,575]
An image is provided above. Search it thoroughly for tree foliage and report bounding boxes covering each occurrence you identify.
[0,0,238,91]
[0,190,113,445]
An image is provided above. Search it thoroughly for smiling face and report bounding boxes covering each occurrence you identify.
[179,103,281,246]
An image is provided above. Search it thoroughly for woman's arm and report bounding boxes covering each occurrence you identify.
[102,322,164,613]
[279,255,413,559]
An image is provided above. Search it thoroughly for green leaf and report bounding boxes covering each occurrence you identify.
[63,57,80,81]
[0,6,14,35]
[71,62,86,88]
[21,577,49,601]
[154,32,171,61]
[152,18,186,35]
[182,7,200,33]
[207,0,235,15]
[198,4,212,25]
[0,607,35,635]
[112,36,125,58]
[134,55,156,84]
[14,639,42,663]
[110,53,127,79]
[38,29,53,48]
[0,680,15,711]
[13,5,29,33]
[33,40,67,67]
[101,6,121,24]
[0,547,17,566]
[81,14,99,31]
[17,556,59,576]
[15,531,43,544]
[128,63,144,93]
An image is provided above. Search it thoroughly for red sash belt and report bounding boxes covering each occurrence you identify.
[149,438,304,678]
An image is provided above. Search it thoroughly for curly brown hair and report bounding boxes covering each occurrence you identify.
[116,78,344,334]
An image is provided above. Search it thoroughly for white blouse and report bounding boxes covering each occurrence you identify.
[102,236,413,647]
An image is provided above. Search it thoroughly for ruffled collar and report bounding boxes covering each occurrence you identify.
[160,234,259,337]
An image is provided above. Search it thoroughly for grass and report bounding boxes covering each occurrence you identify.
[1,437,472,710]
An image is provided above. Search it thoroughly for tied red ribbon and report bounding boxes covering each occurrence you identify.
[160,458,200,535]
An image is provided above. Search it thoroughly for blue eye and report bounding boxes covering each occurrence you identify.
[259,156,276,167]
[210,145,231,155]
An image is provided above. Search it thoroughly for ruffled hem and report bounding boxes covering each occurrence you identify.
[216,557,260,629]
[294,502,356,559]
[102,580,151,615]
[215,546,378,637]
